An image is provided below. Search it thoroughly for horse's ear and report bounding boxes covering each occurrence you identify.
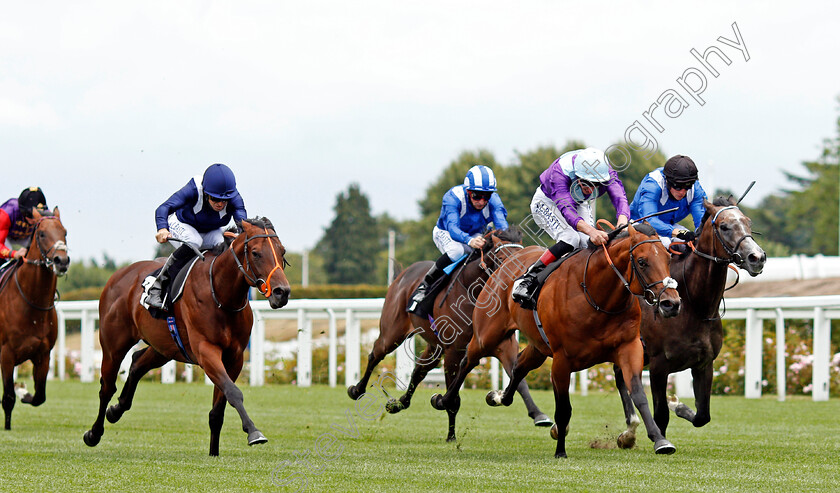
[31,207,41,221]
[627,222,638,240]
[223,231,239,239]
[491,234,503,247]
[52,207,60,220]
[703,198,715,213]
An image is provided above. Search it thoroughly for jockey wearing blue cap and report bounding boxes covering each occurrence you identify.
[629,154,707,248]
[407,165,508,315]
[144,163,247,311]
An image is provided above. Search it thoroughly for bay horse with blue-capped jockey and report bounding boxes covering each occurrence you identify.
[83,217,290,456]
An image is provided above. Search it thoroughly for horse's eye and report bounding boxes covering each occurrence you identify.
[252,251,262,259]
[720,224,730,232]
[638,258,648,268]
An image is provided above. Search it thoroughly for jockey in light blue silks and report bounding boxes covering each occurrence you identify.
[407,165,508,315]
[511,148,630,309]
[143,163,247,311]
[629,154,708,248]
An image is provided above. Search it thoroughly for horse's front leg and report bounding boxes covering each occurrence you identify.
[613,364,640,449]
[21,351,50,406]
[498,336,551,427]
[647,361,672,437]
[549,357,572,458]
[386,343,441,414]
[1,347,16,430]
[618,344,675,455]
[199,343,265,453]
[208,386,227,457]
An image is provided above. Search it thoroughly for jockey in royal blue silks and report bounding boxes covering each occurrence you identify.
[143,163,247,311]
[406,165,508,315]
[629,154,708,248]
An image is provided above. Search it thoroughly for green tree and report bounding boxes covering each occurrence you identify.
[316,183,381,284]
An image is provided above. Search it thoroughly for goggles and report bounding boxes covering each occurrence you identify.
[469,190,492,201]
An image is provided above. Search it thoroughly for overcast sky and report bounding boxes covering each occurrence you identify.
[2,1,838,263]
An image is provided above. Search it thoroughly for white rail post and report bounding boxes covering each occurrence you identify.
[250,311,265,387]
[161,361,176,383]
[775,308,786,402]
[490,357,500,391]
[297,308,312,387]
[80,308,95,383]
[744,308,762,398]
[579,370,589,396]
[395,335,414,391]
[326,309,337,387]
[184,364,193,383]
[674,369,694,398]
[812,307,830,402]
[344,308,361,389]
[56,310,67,381]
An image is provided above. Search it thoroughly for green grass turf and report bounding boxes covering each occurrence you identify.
[0,380,837,492]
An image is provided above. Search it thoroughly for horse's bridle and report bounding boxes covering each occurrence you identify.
[582,237,678,314]
[691,206,753,267]
[209,226,288,311]
[14,216,67,310]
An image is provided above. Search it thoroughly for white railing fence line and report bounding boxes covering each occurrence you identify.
[49,296,838,401]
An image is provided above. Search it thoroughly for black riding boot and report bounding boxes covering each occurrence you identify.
[407,254,450,315]
[512,241,574,310]
[145,244,195,310]
[511,261,548,310]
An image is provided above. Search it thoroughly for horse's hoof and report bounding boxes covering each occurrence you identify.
[248,430,268,446]
[83,430,100,447]
[667,395,681,412]
[446,435,457,443]
[347,385,361,400]
[617,431,636,449]
[485,391,502,407]
[430,393,445,411]
[105,406,122,424]
[554,452,568,459]
[385,398,403,414]
[550,423,569,440]
[533,413,553,427]
[654,439,676,455]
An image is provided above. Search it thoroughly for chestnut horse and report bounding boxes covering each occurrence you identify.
[0,208,69,430]
[432,222,682,458]
[83,217,290,456]
[614,198,765,438]
[347,228,551,442]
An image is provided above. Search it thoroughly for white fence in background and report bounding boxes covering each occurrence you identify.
[49,296,839,401]
[735,255,840,283]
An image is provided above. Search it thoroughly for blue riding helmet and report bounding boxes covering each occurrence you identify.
[572,148,611,184]
[202,163,238,200]
[463,165,497,192]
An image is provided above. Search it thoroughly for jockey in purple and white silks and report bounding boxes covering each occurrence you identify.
[0,187,49,260]
[144,163,247,311]
[512,148,630,309]
[407,165,508,315]
[630,154,708,248]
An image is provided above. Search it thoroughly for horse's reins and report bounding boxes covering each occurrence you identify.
[14,216,67,311]
[581,220,678,314]
[439,234,524,307]
[209,226,288,311]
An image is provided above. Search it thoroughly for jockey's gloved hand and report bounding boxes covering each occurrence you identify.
[675,230,695,242]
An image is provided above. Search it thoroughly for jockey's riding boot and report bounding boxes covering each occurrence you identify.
[146,244,195,311]
[512,241,574,309]
[511,260,547,309]
[407,254,450,315]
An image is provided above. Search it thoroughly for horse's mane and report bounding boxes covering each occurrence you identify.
[208,217,275,255]
[590,221,657,250]
[698,196,737,233]
[489,225,523,246]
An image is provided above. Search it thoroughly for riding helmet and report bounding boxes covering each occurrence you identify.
[464,165,497,192]
[663,155,698,185]
[202,163,238,200]
[572,148,611,183]
[18,187,48,217]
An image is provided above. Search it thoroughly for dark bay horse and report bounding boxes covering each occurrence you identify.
[347,228,551,442]
[432,223,682,458]
[614,198,765,439]
[83,217,290,456]
[0,208,69,430]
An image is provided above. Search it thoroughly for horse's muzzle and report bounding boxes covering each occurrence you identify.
[744,250,766,277]
[658,297,681,318]
[54,255,70,276]
[268,285,290,309]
